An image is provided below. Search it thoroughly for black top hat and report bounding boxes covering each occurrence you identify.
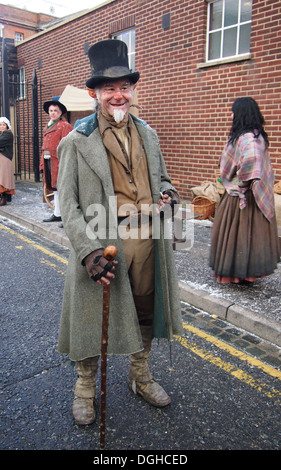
[43,100,67,115]
[86,39,140,89]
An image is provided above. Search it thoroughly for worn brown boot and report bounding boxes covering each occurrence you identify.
[72,356,99,425]
[128,325,171,407]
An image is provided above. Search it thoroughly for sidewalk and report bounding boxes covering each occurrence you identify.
[1,180,281,348]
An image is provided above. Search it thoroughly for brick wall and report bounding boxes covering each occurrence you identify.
[17,0,281,199]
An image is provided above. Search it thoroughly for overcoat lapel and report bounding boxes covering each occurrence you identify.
[44,121,59,135]
[76,126,115,197]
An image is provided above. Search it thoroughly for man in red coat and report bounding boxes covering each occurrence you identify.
[40,100,73,222]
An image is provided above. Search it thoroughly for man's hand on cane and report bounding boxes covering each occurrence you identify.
[84,248,118,286]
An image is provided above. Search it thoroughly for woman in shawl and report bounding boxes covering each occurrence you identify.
[209,97,280,284]
[0,117,15,206]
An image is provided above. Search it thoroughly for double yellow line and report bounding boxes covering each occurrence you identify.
[175,322,281,402]
[1,223,281,402]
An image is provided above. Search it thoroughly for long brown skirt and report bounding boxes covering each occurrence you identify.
[209,190,280,283]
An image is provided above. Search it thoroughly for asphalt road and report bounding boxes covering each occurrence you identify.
[1,220,281,459]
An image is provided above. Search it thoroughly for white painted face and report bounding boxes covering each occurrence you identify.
[94,79,136,119]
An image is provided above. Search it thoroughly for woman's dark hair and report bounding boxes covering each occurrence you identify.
[228,97,269,147]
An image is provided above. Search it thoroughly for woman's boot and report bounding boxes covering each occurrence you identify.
[72,356,99,425]
[0,194,7,206]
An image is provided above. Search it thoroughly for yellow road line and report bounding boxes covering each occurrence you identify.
[175,323,281,403]
[0,224,68,265]
[182,322,281,380]
[175,334,281,402]
[40,259,66,275]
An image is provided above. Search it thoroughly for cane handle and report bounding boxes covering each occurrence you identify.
[104,245,118,262]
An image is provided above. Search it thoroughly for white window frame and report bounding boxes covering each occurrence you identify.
[206,0,252,63]
[15,32,24,44]
[19,66,25,99]
[112,29,136,71]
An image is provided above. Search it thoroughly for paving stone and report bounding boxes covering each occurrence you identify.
[225,327,243,336]
[242,334,262,345]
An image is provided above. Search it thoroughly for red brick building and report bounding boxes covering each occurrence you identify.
[16,0,281,199]
[0,3,56,43]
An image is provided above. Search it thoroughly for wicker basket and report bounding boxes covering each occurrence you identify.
[274,181,281,194]
[191,196,215,221]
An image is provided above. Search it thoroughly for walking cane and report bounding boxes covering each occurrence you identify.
[100,245,118,450]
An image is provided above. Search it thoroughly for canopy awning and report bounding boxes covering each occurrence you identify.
[59,85,96,112]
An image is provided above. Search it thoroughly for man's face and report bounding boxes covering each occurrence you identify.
[94,79,136,118]
[48,105,62,121]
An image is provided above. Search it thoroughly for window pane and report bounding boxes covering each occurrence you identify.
[223,27,237,57]
[131,30,135,50]
[209,0,223,31]
[208,31,221,60]
[120,31,130,48]
[128,30,135,71]
[240,0,252,22]
[19,67,25,81]
[129,54,135,72]
[19,67,25,99]
[239,23,251,53]
[224,0,239,27]
[115,30,135,71]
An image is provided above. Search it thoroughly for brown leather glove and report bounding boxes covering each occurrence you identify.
[84,248,115,282]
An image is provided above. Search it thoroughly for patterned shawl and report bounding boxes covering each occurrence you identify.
[220,132,275,223]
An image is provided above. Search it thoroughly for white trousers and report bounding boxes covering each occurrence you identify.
[53,190,61,217]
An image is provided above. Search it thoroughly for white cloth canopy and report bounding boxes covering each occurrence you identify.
[59,85,96,111]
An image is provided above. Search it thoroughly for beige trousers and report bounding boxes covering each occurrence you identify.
[121,223,155,326]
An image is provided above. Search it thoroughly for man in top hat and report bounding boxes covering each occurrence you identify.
[57,40,183,426]
[40,100,73,222]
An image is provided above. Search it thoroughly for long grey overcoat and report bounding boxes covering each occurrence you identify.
[57,113,183,361]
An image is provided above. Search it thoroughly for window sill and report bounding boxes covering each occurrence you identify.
[197,53,251,69]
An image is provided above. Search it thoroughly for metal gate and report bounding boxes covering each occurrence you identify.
[1,38,43,181]
[9,71,43,182]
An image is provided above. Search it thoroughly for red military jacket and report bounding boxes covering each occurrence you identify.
[40,118,73,190]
